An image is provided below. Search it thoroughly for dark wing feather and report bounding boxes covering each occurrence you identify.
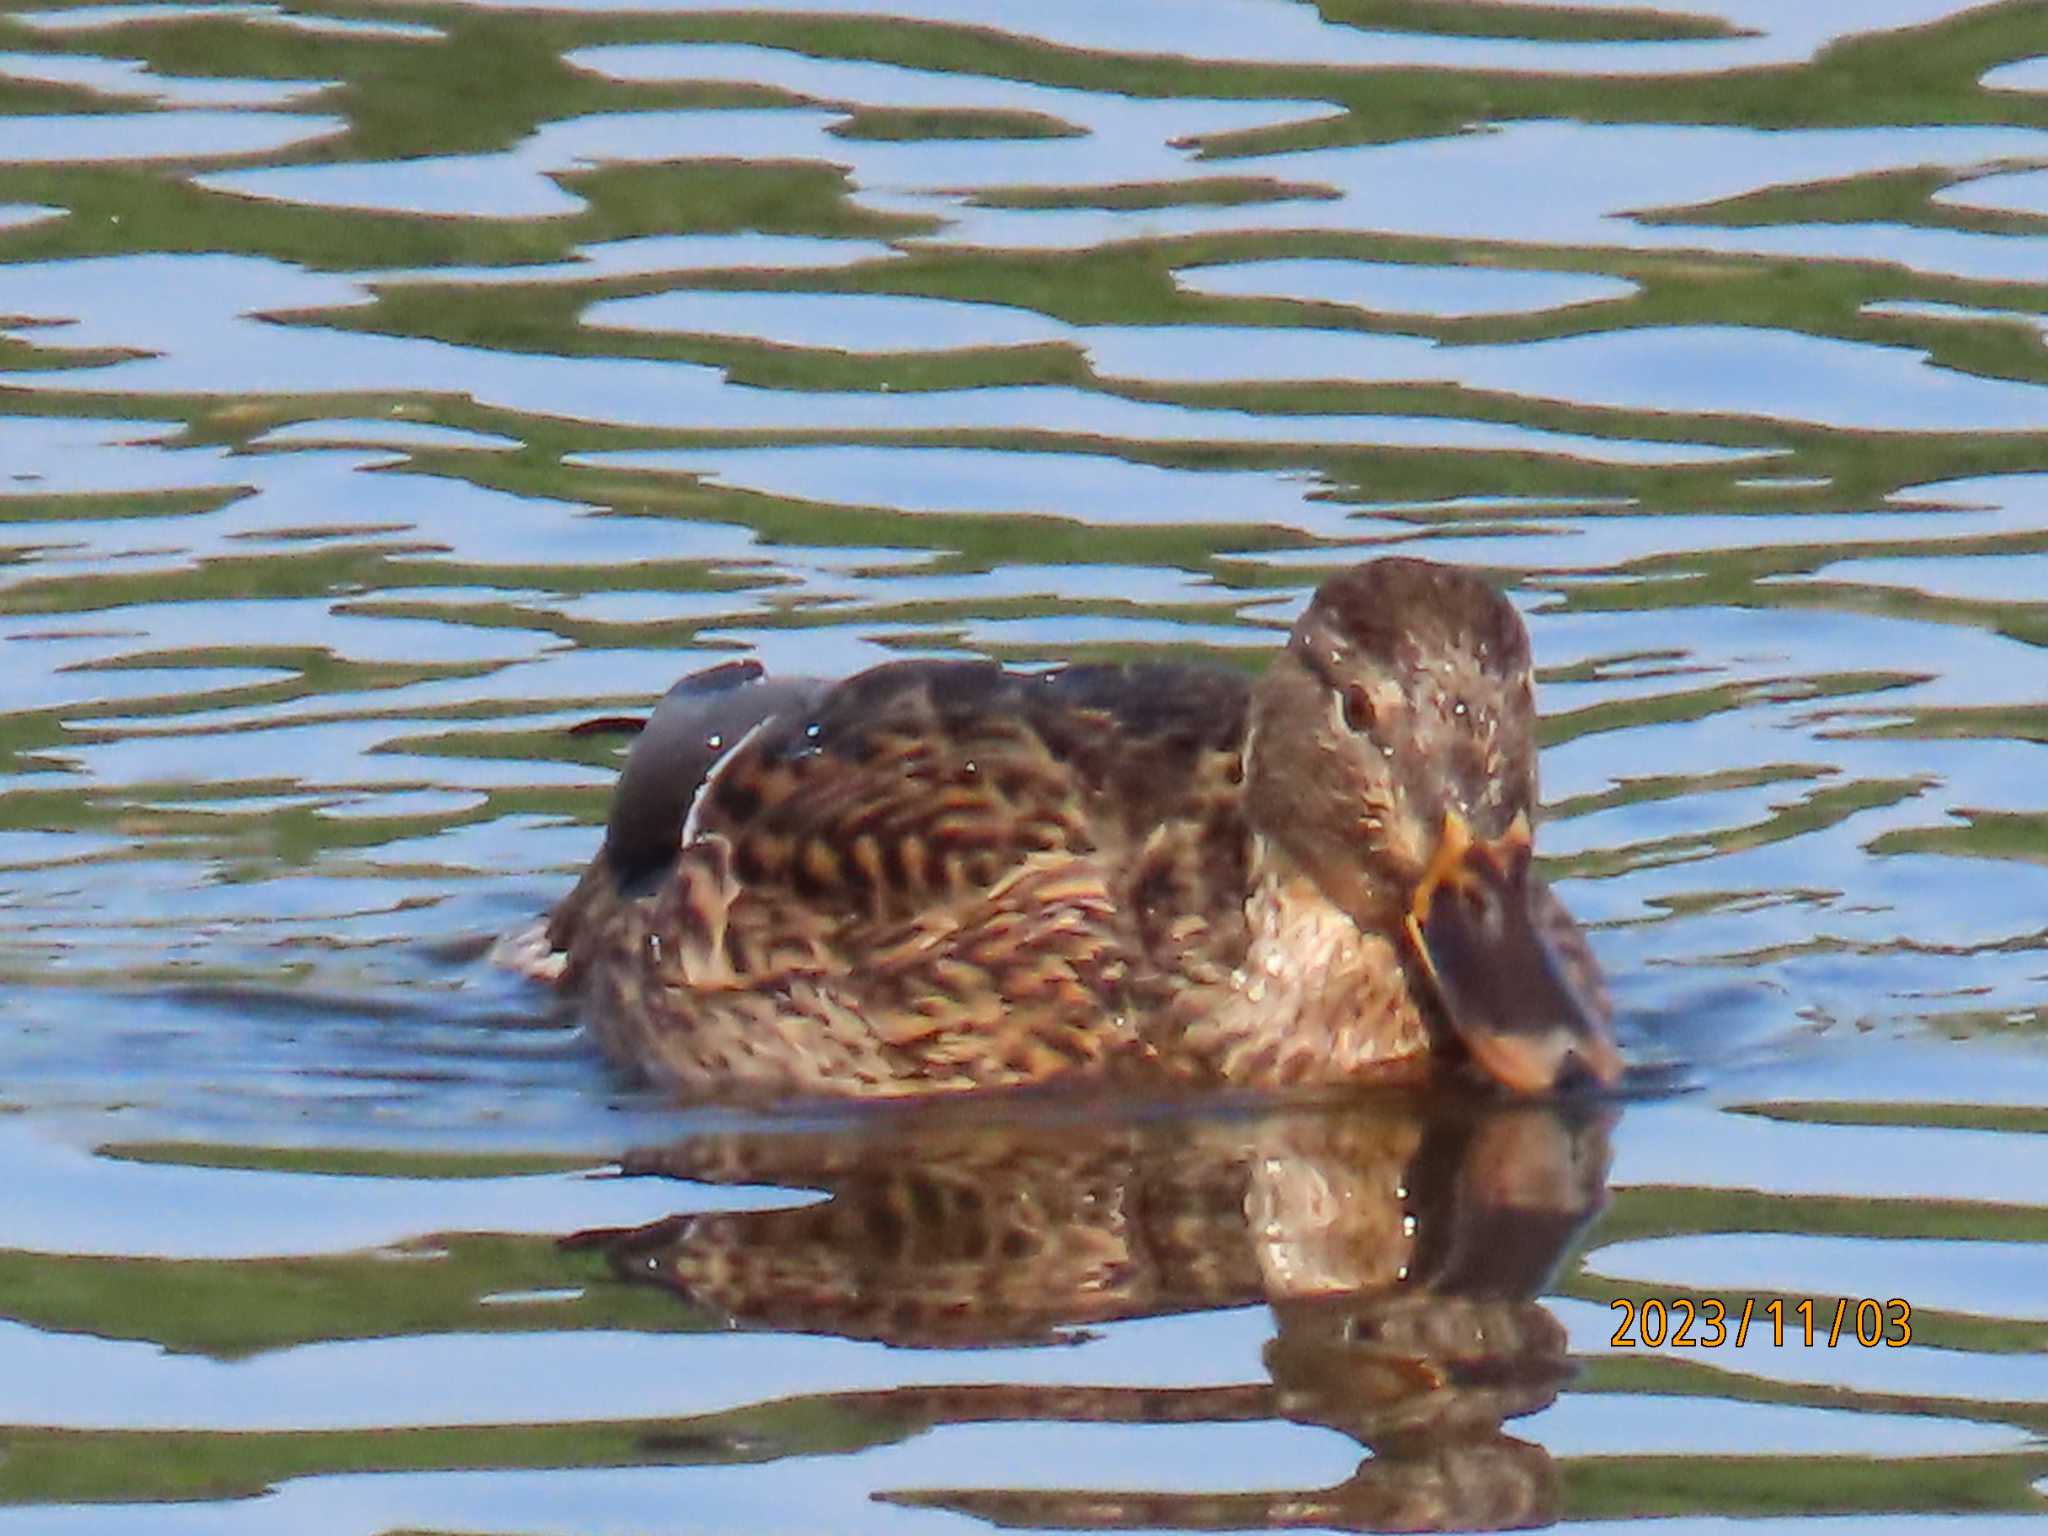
[605,660,827,895]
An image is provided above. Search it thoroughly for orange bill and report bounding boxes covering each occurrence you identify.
[1404,811,1624,1094]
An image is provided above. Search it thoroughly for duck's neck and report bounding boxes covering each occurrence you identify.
[1167,840,1435,1086]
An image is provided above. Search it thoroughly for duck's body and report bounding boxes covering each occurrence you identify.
[533,558,1620,1101]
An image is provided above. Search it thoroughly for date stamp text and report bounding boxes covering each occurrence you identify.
[1609,1296,1912,1348]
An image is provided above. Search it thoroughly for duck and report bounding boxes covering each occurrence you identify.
[526,556,1621,1101]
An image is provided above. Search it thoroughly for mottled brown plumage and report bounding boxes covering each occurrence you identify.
[528,557,1620,1101]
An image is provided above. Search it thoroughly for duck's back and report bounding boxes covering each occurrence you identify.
[701,660,1250,913]
[559,658,1260,1097]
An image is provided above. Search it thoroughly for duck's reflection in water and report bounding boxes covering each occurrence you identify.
[574,1095,1613,1533]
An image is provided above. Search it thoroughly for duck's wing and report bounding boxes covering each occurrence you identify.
[553,658,1256,1088]
[681,658,1254,936]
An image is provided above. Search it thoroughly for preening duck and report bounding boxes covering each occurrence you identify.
[528,557,1620,1101]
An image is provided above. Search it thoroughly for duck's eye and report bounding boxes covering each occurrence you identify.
[1341,683,1374,734]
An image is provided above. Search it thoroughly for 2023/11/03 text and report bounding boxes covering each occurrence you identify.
[1610,1297,1912,1348]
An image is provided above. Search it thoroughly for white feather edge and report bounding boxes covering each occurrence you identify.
[678,712,780,851]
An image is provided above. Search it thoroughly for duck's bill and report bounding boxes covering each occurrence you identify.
[1405,811,1624,1094]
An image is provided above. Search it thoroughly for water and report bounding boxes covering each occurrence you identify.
[2,0,2046,1528]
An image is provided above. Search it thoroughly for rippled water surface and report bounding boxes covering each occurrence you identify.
[3,0,2047,1529]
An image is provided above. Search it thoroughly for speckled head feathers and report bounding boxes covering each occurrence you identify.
[1290,558,1532,709]
[1246,559,1541,917]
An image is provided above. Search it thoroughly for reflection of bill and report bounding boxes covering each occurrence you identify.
[571,1096,1614,1533]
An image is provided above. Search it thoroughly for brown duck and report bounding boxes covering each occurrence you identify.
[528,556,1621,1100]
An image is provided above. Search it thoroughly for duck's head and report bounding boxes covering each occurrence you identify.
[1245,557,1621,1094]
